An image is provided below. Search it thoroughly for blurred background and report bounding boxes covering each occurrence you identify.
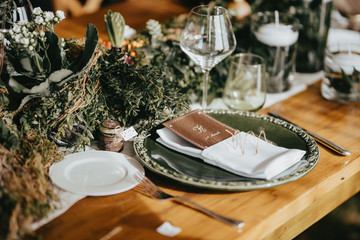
[28,0,360,31]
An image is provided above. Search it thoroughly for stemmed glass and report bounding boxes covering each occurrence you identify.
[180,5,236,109]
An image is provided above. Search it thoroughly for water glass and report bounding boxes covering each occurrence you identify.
[321,43,360,103]
[223,53,266,112]
[251,11,299,93]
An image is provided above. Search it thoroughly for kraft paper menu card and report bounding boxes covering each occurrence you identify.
[162,110,235,149]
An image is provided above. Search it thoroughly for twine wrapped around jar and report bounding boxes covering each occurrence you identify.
[98,120,124,152]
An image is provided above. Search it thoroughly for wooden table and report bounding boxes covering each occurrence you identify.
[40,1,360,239]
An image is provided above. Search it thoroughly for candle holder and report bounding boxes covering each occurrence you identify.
[321,43,360,103]
[250,11,300,93]
[294,0,333,73]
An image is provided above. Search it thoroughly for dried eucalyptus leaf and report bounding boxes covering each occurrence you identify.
[48,69,73,83]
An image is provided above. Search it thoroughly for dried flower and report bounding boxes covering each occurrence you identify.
[33,7,43,15]
[5,7,98,110]
[34,15,44,24]
[44,11,55,22]
[56,10,65,21]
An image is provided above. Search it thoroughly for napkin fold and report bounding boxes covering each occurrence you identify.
[156,128,306,180]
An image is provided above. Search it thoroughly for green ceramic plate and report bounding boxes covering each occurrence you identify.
[134,110,319,191]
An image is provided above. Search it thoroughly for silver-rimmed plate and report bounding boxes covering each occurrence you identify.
[134,110,319,191]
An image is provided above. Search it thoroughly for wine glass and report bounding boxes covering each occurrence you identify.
[180,5,236,109]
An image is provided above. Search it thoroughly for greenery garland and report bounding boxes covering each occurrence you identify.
[0,120,63,239]
[96,48,189,130]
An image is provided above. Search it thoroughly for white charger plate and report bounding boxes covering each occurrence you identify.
[50,150,144,196]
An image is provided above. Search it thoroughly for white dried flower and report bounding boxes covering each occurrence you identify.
[33,7,42,15]
[15,34,22,43]
[60,38,66,47]
[13,25,21,33]
[44,11,55,21]
[39,30,45,37]
[55,10,65,21]
[34,16,44,25]
[21,38,30,45]
[18,20,28,25]
[29,45,34,51]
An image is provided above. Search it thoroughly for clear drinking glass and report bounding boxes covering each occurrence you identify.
[180,5,236,109]
[223,53,266,112]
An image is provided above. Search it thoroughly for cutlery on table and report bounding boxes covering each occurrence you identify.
[268,112,351,156]
[134,172,245,229]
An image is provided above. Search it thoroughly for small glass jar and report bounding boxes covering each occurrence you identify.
[98,120,124,152]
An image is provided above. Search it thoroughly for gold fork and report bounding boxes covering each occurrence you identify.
[134,172,245,229]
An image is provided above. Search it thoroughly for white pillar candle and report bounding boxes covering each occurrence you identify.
[329,53,360,75]
[255,23,299,47]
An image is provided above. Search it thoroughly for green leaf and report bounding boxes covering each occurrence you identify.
[9,75,42,90]
[70,24,99,73]
[6,52,36,78]
[353,68,360,83]
[329,69,354,94]
[104,11,115,46]
[22,80,50,95]
[45,31,62,73]
[104,10,125,48]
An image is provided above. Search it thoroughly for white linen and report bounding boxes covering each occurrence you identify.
[156,128,306,180]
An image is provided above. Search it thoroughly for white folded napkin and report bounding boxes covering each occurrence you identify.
[156,128,306,180]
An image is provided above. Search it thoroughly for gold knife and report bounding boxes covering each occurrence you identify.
[268,112,351,156]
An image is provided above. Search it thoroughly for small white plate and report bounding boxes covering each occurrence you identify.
[50,151,144,196]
